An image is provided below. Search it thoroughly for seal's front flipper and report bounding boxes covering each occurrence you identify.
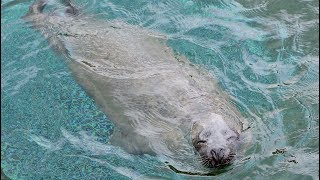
[109,129,155,155]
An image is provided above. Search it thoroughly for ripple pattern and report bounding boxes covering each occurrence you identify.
[1,0,318,179]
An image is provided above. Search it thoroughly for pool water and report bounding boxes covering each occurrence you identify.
[1,0,319,179]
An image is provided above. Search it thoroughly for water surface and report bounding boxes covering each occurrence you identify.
[1,0,319,179]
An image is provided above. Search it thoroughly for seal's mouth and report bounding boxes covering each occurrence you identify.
[200,152,235,168]
[193,139,237,168]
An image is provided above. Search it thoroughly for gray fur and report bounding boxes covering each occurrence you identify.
[25,0,250,170]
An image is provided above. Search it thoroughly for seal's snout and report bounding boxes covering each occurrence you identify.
[210,148,232,166]
[198,145,235,168]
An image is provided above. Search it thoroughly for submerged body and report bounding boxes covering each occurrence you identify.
[25,0,250,171]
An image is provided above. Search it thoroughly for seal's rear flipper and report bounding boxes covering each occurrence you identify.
[28,0,47,15]
[25,0,78,16]
[60,0,79,15]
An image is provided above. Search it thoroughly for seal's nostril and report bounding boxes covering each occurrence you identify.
[210,149,219,159]
[211,148,224,154]
[210,148,228,165]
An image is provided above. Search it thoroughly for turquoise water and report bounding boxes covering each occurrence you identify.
[1,0,319,179]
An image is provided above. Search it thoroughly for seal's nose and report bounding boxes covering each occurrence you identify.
[210,148,228,166]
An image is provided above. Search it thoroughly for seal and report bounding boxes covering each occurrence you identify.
[24,0,250,170]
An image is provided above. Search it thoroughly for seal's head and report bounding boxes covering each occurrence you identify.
[191,113,240,168]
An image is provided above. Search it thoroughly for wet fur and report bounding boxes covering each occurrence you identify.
[25,0,251,170]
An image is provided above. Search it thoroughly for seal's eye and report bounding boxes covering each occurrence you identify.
[197,140,207,145]
[227,136,238,141]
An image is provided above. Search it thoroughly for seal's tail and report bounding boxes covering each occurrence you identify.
[27,0,78,16]
[60,0,79,15]
[28,0,47,15]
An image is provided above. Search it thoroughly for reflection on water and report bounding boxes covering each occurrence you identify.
[1,0,319,179]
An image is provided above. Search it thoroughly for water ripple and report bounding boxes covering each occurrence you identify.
[1,0,318,179]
